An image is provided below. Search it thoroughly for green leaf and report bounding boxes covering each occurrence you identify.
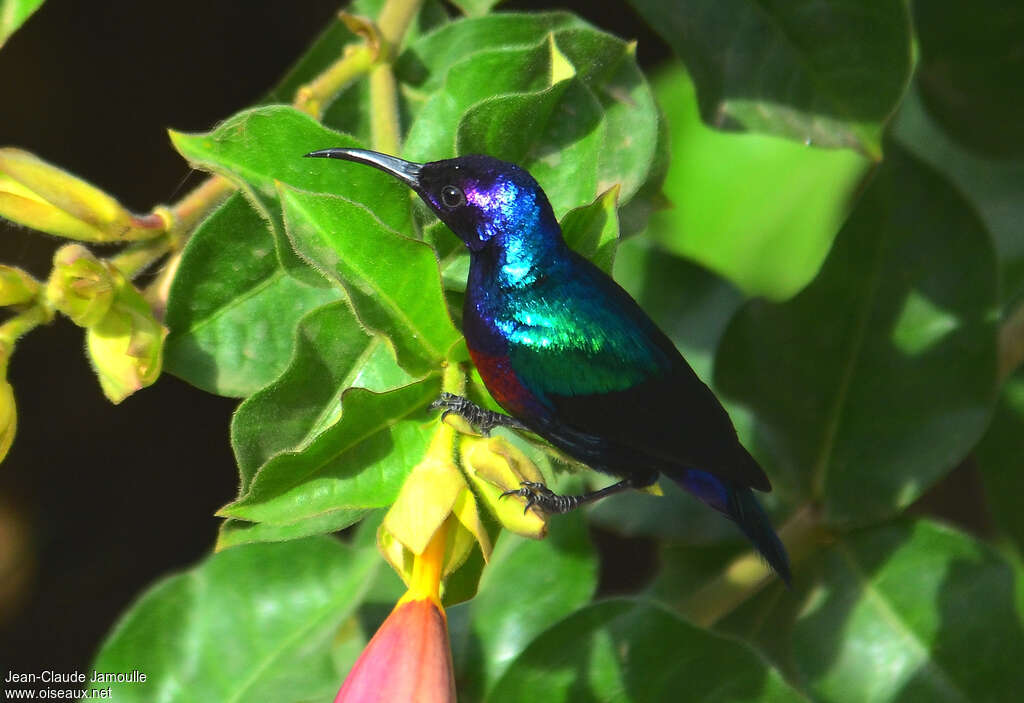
[488,599,803,703]
[216,512,371,550]
[449,0,503,18]
[722,520,1024,702]
[647,64,869,300]
[715,144,999,524]
[627,0,913,157]
[89,537,377,702]
[457,77,605,216]
[0,0,44,47]
[975,373,1024,553]
[280,185,460,378]
[221,377,439,526]
[560,185,620,273]
[170,106,413,287]
[164,194,339,397]
[403,38,554,163]
[449,512,598,701]
[396,12,582,93]
[893,85,1024,306]
[552,28,659,204]
[913,0,1024,158]
[230,300,412,491]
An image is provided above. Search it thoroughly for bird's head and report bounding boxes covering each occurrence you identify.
[305,148,559,253]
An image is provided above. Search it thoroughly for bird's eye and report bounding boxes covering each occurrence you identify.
[440,185,465,209]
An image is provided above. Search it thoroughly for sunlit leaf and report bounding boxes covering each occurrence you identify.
[89,538,377,702]
[164,194,339,397]
[489,598,803,702]
[279,185,460,377]
[646,64,869,300]
[230,299,411,491]
[627,0,913,157]
[170,106,413,287]
[0,0,45,48]
[220,378,439,527]
[716,144,999,524]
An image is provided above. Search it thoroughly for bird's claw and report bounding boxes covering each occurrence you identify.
[430,392,508,437]
[500,480,571,514]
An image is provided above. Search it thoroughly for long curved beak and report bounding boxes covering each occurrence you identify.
[304,148,423,189]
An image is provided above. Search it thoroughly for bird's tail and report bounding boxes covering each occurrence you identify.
[667,469,791,585]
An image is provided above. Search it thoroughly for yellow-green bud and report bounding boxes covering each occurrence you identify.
[460,436,548,539]
[0,343,15,463]
[0,148,165,242]
[46,245,115,326]
[0,266,39,306]
[85,268,167,404]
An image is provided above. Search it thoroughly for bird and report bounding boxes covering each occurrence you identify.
[305,148,791,584]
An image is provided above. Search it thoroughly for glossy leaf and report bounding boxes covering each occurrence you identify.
[560,185,620,274]
[488,599,803,703]
[715,144,999,524]
[88,537,377,702]
[627,0,913,157]
[725,520,1024,702]
[646,64,869,300]
[280,185,460,378]
[164,194,339,397]
[449,512,597,701]
[169,106,413,286]
[220,378,439,527]
[0,0,44,47]
[914,0,1024,158]
[893,85,1024,306]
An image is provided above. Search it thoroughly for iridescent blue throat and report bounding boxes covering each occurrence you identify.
[464,176,562,288]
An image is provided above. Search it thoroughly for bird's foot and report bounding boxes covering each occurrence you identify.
[500,481,581,514]
[430,392,527,437]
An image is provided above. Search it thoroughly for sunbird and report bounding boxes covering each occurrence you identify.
[306,148,791,583]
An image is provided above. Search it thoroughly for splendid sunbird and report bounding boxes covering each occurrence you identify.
[306,148,791,583]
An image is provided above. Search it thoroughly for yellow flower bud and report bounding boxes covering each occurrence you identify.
[460,436,548,539]
[0,266,39,307]
[0,148,165,242]
[84,269,167,404]
[0,344,15,463]
[46,245,115,326]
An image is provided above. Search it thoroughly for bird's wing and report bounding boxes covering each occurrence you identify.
[506,257,770,491]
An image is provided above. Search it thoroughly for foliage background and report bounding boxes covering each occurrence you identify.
[0,0,1021,701]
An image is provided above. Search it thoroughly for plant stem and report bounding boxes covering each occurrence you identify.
[376,0,424,59]
[370,64,402,154]
[679,503,824,627]
[168,175,234,238]
[368,0,423,153]
[111,237,174,279]
[294,43,375,119]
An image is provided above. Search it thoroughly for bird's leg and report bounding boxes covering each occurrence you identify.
[501,474,657,514]
[430,392,529,437]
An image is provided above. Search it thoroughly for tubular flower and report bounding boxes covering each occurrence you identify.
[335,525,456,703]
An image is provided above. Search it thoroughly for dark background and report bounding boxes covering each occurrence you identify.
[0,0,669,674]
[0,0,987,676]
